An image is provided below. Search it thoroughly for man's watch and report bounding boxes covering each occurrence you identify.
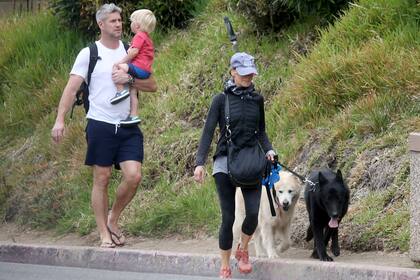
[127,74,135,86]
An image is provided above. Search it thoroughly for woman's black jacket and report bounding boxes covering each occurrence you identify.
[195,82,273,167]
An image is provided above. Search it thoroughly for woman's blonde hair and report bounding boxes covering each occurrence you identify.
[130,9,156,33]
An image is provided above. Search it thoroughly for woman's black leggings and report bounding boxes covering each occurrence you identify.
[214,172,262,250]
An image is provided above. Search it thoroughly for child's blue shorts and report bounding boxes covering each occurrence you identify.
[85,119,144,169]
[128,64,151,79]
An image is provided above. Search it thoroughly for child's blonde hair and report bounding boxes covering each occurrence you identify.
[130,9,156,33]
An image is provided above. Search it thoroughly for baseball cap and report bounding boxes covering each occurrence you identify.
[230,52,258,76]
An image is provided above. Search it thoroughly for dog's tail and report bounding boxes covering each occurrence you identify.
[305,225,313,242]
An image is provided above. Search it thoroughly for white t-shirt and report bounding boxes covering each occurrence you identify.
[70,41,129,124]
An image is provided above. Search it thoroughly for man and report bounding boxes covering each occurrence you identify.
[51,3,157,248]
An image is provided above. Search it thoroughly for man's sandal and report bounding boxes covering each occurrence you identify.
[100,241,116,248]
[107,226,126,246]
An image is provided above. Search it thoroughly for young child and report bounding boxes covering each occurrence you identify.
[111,9,156,126]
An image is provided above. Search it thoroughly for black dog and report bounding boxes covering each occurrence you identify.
[304,168,350,261]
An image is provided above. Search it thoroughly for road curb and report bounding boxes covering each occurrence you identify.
[1,243,419,280]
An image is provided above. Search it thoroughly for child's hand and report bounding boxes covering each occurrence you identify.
[112,63,120,71]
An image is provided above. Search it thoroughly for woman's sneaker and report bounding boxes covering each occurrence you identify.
[235,244,252,274]
[120,116,141,127]
[110,89,130,105]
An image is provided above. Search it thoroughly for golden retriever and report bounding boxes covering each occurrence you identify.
[234,171,302,258]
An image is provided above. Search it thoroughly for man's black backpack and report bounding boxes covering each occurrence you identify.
[70,42,129,118]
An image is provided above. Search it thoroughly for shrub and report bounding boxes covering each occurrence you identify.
[281,0,350,16]
[49,0,208,39]
[230,0,297,31]
[142,0,208,30]
[229,0,351,31]
[49,0,95,38]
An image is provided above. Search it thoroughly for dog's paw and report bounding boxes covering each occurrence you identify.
[320,254,334,262]
[310,250,318,259]
[267,252,279,259]
[331,245,340,257]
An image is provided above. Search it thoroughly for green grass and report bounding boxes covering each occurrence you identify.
[0,0,419,251]
[126,178,219,237]
[0,13,84,144]
[347,181,410,251]
[267,0,420,163]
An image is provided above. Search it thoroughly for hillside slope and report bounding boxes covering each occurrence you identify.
[0,0,419,251]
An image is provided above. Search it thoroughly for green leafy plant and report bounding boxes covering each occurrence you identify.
[228,0,351,31]
[49,0,209,39]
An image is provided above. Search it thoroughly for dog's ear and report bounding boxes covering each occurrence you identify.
[318,172,327,185]
[336,169,343,183]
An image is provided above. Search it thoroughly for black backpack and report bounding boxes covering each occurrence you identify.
[70,42,129,118]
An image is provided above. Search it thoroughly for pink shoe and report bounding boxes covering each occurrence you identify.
[235,244,252,274]
[219,266,232,279]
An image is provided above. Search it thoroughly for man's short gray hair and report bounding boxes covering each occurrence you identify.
[96,3,122,23]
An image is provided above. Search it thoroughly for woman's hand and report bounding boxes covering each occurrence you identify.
[266,150,276,162]
[194,166,205,184]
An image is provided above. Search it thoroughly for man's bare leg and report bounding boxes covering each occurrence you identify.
[108,160,142,244]
[92,165,113,246]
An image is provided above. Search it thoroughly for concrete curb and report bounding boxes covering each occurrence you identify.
[1,243,419,280]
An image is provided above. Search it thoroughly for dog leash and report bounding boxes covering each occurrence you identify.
[273,155,318,192]
[263,160,280,217]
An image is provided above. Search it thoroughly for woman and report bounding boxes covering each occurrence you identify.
[194,52,275,279]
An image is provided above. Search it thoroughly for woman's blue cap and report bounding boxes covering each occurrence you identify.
[230,52,258,76]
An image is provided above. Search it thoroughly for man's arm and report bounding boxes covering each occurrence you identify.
[133,75,157,92]
[51,75,84,143]
[112,68,157,92]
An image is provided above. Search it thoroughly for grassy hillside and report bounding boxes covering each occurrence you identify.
[267,0,419,251]
[0,0,419,251]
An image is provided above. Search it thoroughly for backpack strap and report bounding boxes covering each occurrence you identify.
[86,43,99,86]
[70,43,99,118]
[224,93,231,141]
[123,41,130,52]
[82,42,99,113]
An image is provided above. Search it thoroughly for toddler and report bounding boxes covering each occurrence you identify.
[111,9,156,126]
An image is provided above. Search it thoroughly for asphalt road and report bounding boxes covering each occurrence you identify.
[0,262,220,280]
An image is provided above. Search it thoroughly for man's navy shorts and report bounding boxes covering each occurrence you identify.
[85,119,144,169]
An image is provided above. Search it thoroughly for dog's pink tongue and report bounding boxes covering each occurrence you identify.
[328,218,339,228]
